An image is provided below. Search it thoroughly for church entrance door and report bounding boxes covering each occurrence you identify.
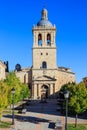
[41,85,49,99]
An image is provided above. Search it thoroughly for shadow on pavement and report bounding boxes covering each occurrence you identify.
[3,99,87,125]
[3,114,50,124]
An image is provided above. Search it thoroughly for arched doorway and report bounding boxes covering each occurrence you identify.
[41,85,49,98]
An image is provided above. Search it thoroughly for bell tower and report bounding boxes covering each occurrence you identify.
[32,8,57,70]
[32,8,57,99]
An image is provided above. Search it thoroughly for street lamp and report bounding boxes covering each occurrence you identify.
[64,90,69,130]
[11,87,15,125]
[22,90,24,109]
[22,90,24,101]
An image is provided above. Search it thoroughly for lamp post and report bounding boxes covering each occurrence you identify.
[22,90,24,109]
[22,90,24,101]
[11,87,15,125]
[64,90,69,130]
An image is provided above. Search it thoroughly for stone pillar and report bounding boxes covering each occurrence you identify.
[44,32,47,46]
[53,32,56,45]
[51,32,53,45]
[51,31,56,46]
[38,84,41,98]
[31,83,34,99]
[33,32,35,46]
[53,83,56,98]
[37,84,39,98]
[50,84,53,95]
[34,32,38,46]
[33,84,37,99]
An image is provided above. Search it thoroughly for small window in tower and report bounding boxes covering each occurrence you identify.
[41,53,43,55]
[42,61,47,69]
[46,53,48,55]
[38,34,42,46]
[47,33,51,45]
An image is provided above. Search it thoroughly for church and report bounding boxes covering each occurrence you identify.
[15,8,76,99]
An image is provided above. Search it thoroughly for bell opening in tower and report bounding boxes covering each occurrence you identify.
[38,33,42,46]
[47,33,51,45]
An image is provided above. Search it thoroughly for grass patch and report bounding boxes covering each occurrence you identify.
[0,121,11,128]
[3,110,12,114]
[3,110,18,115]
[68,124,87,130]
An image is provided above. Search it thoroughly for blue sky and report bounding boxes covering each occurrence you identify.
[0,0,87,83]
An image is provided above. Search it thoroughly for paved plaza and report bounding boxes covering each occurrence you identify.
[2,99,87,130]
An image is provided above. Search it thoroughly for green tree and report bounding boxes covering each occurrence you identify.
[4,72,30,105]
[0,80,8,122]
[0,72,30,125]
[61,82,87,127]
[4,72,21,104]
[69,82,87,127]
[20,83,30,100]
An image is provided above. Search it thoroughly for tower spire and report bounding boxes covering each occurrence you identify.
[41,8,48,20]
[43,0,46,9]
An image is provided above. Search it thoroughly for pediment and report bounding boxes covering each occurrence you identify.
[34,75,56,81]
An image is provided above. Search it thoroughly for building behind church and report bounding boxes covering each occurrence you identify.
[83,77,87,88]
[15,8,76,99]
[0,60,6,80]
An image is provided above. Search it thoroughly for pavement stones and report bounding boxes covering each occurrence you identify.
[1,99,87,130]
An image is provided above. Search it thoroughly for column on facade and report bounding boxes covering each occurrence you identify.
[51,32,53,45]
[33,83,37,99]
[51,31,55,46]
[37,84,39,98]
[44,31,47,46]
[31,83,34,99]
[50,84,53,96]
[33,32,35,46]
[53,32,56,45]
[35,32,38,46]
[53,83,55,98]
[47,85,50,97]
[38,84,41,98]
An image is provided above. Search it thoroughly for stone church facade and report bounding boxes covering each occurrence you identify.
[15,8,76,99]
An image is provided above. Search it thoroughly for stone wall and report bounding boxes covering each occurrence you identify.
[83,77,87,88]
[15,67,75,99]
[32,47,57,69]
[15,68,32,84]
[56,68,76,92]
[0,61,6,80]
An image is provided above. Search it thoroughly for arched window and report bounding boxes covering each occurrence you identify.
[47,33,51,45]
[38,34,42,46]
[42,61,47,68]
